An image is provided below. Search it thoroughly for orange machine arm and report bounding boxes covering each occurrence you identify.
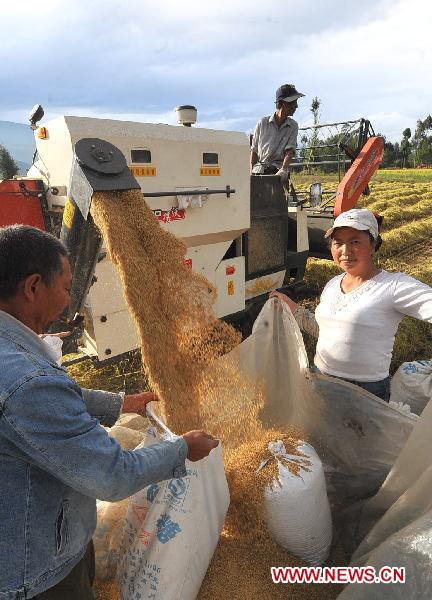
[334,136,384,216]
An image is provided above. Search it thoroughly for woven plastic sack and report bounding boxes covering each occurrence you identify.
[107,424,145,451]
[264,440,332,565]
[390,359,432,415]
[117,425,229,600]
[94,498,130,580]
[41,335,63,364]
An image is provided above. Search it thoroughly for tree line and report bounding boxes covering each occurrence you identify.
[380,116,432,168]
[0,145,19,179]
[298,97,432,171]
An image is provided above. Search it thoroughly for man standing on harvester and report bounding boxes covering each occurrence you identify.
[250,83,305,184]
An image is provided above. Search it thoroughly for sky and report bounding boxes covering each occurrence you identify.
[1,0,431,142]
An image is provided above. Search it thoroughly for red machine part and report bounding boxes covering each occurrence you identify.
[0,179,46,230]
[334,136,384,216]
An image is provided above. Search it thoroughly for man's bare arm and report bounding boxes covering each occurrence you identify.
[250,150,259,173]
[282,148,295,169]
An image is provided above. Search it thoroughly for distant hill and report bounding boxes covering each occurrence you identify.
[16,160,31,175]
[0,121,35,170]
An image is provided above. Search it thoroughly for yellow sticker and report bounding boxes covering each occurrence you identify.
[227,280,234,296]
[200,167,221,176]
[129,166,157,177]
[62,198,75,229]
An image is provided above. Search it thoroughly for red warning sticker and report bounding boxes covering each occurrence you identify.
[153,208,186,223]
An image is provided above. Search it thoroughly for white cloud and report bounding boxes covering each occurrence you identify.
[1,0,430,142]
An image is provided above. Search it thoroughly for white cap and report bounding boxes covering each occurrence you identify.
[325,209,379,240]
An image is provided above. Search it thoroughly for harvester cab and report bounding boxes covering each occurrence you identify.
[0,106,383,362]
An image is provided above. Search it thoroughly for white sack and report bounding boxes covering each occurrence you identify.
[390,359,432,415]
[116,412,148,431]
[117,426,229,600]
[245,300,416,506]
[264,440,332,566]
[94,498,130,580]
[108,425,145,450]
[339,399,432,599]
[233,300,429,598]
[41,334,63,364]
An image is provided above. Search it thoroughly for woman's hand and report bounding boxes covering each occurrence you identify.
[269,290,298,313]
[122,392,158,416]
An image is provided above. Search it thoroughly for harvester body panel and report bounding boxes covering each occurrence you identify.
[2,113,381,361]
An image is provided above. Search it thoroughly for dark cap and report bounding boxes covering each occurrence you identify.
[275,84,305,103]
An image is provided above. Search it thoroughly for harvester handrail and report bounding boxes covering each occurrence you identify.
[290,159,351,167]
[298,118,364,131]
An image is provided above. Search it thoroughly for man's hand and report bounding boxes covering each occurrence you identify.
[182,430,219,462]
[122,392,158,416]
[275,168,290,186]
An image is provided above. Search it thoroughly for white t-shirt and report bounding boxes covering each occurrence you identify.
[313,270,432,381]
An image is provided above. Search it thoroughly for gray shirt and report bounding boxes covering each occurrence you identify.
[251,114,298,173]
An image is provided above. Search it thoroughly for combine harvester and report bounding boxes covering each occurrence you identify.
[0,104,383,361]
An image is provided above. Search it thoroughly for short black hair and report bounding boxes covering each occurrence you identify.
[0,225,68,300]
[370,233,383,252]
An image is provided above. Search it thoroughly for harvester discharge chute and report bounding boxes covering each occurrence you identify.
[60,138,141,321]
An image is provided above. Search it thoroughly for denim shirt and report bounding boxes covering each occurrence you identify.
[0,311,187,599]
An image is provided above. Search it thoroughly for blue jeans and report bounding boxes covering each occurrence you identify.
[311,366,390,402]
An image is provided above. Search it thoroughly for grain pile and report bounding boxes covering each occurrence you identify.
[94,579,120,600]
[198,430,341,600]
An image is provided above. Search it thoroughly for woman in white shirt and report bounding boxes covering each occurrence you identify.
[270,208,432,401]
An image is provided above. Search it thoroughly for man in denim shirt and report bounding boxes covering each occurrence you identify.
[0,225,218,599]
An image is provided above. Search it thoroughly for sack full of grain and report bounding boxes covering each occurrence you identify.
[94,498,130,580]
[264,440,332,565]
[107,425,145,451]
[390,360,432,416]
[117,422,230,600]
